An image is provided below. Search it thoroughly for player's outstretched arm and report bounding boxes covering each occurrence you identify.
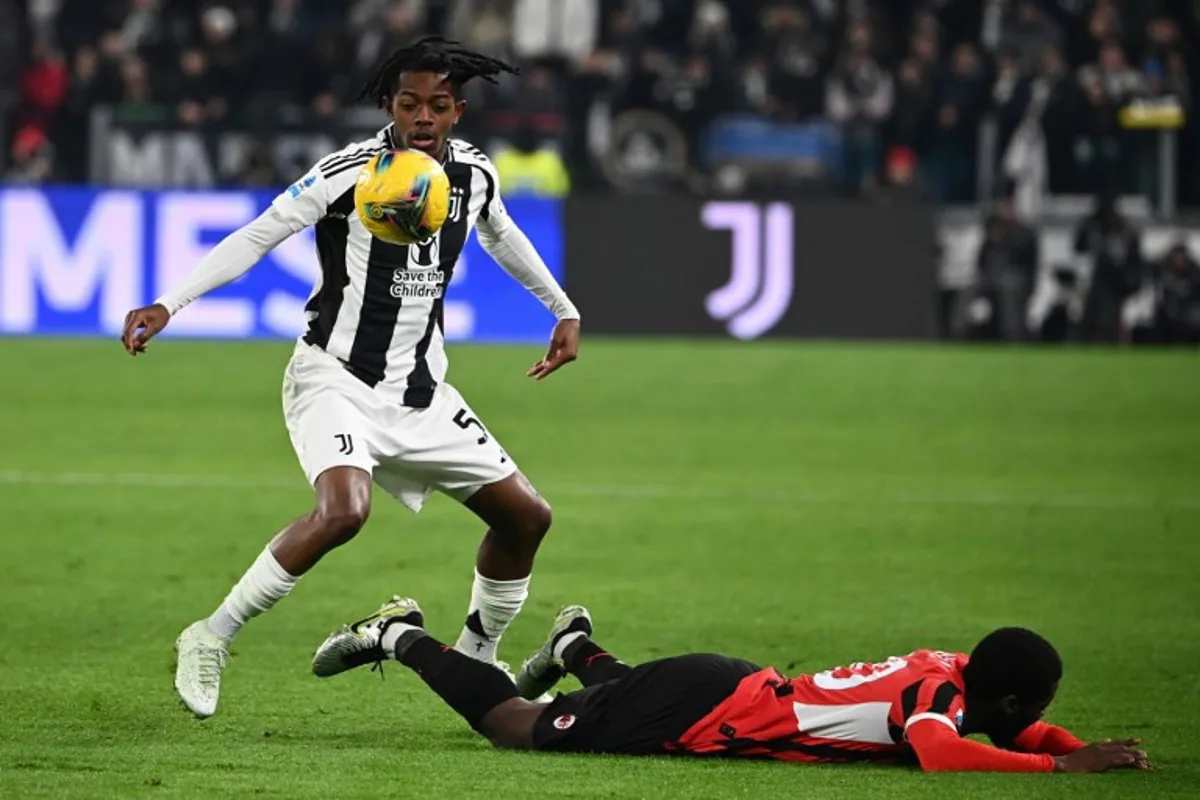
[907,719,1148,773]
[121,149,357,357]
[1011,720,1085,755]
[473,166,581,380]
[122,207,297,355]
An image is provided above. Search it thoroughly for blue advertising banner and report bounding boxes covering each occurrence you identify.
[0,188,563,343]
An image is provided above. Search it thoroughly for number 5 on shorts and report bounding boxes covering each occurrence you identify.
[453,409,489,445]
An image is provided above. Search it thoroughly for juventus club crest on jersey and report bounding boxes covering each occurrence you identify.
[447,186,465,224]
[270,125,507,409]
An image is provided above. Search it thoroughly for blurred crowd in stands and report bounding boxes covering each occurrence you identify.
[1,0,1198,345]
[2,0,1197,205]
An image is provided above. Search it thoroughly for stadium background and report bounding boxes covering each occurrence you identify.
[1,2,1198,799]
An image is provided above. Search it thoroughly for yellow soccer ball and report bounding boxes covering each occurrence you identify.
[354,149,451,245]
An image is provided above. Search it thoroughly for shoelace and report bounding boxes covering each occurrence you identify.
[195,644,227,690]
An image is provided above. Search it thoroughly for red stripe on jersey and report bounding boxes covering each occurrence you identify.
[669,650,969,763]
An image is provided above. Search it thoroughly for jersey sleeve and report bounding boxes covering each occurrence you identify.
[907,720,1057,773]
[474,158,579,320]
[899,671,1057,772]
[154,207,296,315]
[1012,721,1085,755]
[270,147,372,232]
[473,156,513,237]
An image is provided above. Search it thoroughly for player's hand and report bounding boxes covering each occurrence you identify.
[121,304,171,356]
[1054,740,1150,773]
[527,319,580,381]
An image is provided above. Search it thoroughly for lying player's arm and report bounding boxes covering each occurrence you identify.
[907,717,1057,773]
[908,718,1146,773]
[155,207,296,315]
[1011,721,1085,755]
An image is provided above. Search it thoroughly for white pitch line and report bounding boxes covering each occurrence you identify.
[1,469,1197,512]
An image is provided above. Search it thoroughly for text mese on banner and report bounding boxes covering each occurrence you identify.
[0,188,563,343]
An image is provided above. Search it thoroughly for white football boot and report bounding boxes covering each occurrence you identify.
[514,605,593,701]
[174,620,229,718]
[312,596,424,677]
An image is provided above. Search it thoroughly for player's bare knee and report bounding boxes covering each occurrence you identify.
[313,501,370,546]
[513,497,552,549]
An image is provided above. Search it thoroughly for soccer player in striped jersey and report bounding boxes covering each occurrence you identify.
[311,598,1152,775]
[120,38,581,718]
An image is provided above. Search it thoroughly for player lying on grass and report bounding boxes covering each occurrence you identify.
[312,599,1150,773]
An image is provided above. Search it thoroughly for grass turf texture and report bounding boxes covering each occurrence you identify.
[0,339,1197,799]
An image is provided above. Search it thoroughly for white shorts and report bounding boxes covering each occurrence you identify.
[281,343,517,512]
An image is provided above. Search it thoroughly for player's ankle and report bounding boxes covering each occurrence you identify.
[552,630,587,661]
[381,621,425,660]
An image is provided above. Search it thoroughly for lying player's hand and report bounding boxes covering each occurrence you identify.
[1054,739,1149,773]
[528,319,580,381]
[121,304,171,356]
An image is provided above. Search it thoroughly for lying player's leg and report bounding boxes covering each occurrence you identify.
[532,652,762,756]
[513,606,761,756]
[516,605,631,700]
[174,351,383,718]
[312,597,545,750]
[314,601,760,757]
[373,382,551,671]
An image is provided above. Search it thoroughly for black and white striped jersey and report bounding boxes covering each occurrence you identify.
[270,124,508,409]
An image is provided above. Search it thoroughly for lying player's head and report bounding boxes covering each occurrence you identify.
[961,627,1063,745]
[359,36,519,159]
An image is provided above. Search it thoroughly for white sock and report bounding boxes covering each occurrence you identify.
[205,546,298,643]
[454,569,530,663]
[552,631,586,660]
[380,622,419,657]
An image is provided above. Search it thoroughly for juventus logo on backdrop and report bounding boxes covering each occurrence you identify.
[702,201,796,340]
[335,434,354,455]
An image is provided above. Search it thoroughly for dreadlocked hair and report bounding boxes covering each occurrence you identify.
[359,36,520,108]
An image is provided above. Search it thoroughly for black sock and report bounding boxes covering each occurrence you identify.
[562,637,632,686]
[394,632,518,732]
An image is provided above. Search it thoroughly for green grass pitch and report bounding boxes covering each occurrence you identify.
[1,338,1198,799]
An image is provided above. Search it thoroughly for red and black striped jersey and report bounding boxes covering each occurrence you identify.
[670,650,969,764]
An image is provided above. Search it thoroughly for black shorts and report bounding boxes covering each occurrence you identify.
[532,653,761,755]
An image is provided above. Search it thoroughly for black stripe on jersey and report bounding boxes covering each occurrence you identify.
[899,680,923,722]
[322,153,377,180]
[401,297,442,408]
[345,239,410,386]
[710,735,910,764]
[929,681,961,715]
[302,186,356,348]
[401,161,474,407]
[317,150,367,174]
[452,140,486,159]
[476,165,497,221]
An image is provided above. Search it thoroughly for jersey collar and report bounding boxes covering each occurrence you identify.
[381,123,451,164]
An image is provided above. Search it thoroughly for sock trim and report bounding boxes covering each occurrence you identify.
[264,546,300,582]
[552,631,587,660]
